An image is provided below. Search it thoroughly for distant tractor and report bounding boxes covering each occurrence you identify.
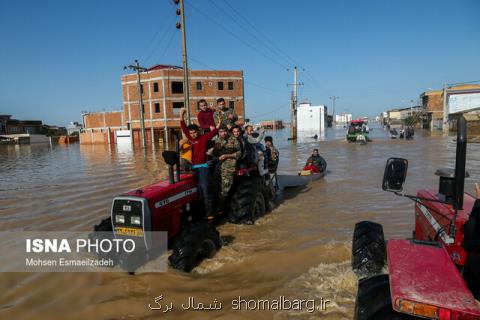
[346,119,370,144]
[91,135,278,272]
[352,116,480,319]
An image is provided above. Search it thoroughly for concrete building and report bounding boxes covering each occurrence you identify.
[67,122,83,135]
[260,120,284,129]
[420,84,480,131]
[297,102,328,133]
[80,65,245,145]
[0,115,43,134]
[384,106,425,128]
[335,113,352,125]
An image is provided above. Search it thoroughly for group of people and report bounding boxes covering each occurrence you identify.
[179,98,279,219]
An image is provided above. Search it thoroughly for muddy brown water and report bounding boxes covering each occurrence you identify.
[1,126,479,320]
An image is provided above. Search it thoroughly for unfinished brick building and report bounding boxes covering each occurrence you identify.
[80,65,245,145]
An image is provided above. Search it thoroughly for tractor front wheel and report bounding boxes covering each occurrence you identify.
[352,221,386,277]
[355,274,419,320]
[169,223,222,272]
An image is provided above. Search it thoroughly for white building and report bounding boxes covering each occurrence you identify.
[335,113,352,124]
[297,102,328,133]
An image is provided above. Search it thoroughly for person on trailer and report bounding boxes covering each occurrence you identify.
[264,136,279,173]
[196,99,215,133]
[179,108,219,218]
[213,125,242,214]
[307,148,327,172]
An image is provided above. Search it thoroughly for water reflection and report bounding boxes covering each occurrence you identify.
[0,125,479,319]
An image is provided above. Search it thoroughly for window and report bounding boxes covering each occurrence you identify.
[217,81,224,90]
[153,82,159,92]
[172,102,184,115]
[229,100,235,109]
[171,81,184,94]
[196,81,202,90]
[155,103,160,113]
[228,81,234,90]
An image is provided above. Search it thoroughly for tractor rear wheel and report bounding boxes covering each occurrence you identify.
[169,223,222,272]
[229,177,266,223]
[355,274,419,320]
[352,221,386,277]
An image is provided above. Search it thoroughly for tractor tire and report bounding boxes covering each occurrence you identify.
[352,221,386,277]
[229,177,266,223]
[93,216,113,232]
[355,274,419,320]
[169,223,222,272]
[89,217,118,265]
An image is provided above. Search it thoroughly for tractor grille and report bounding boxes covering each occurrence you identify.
[112,198,143,227]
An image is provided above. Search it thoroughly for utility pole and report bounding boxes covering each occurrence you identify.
[287,66,303,140]
[125,60,147,148]
[175,0,191,124]
[443,82,449,134]
[330,96,339,126]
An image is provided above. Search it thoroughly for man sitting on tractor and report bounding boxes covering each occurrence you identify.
[244,125,267,173]
[231,125,247,166]
[213,125,242,214]
[180,108,220,219]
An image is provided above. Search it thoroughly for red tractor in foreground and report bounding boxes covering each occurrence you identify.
[91,136,278,272]
[352,116,480,319]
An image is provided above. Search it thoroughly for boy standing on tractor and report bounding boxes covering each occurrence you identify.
[196,99,215,133]
[213,126,242,212]
[180,108,219,218]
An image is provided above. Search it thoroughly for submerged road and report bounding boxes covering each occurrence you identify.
[1,125,479,319]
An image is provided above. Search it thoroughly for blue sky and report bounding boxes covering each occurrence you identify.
[0,0,479,125]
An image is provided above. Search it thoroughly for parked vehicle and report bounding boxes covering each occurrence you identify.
[352,116,480,319]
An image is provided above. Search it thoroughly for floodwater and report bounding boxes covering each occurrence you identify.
[1,126,479,320]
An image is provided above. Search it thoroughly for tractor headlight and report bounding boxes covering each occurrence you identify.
[131,216,141,225]
[115,215,125,224]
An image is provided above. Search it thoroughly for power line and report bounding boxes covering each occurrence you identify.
[209,0,291,69]
[189,56,289,93]
[143,15,178,65]
[222,0,298,67]
[137,9,173,61]
[187,0,289,70]
[157,27,178,62]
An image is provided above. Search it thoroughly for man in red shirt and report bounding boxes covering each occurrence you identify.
[180,108,219,218]
[196,99,215,132]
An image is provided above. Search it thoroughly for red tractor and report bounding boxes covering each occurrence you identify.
[352,116,480,319]
[91,136,278,272]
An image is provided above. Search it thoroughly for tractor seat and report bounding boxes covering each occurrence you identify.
[435,167,470,178]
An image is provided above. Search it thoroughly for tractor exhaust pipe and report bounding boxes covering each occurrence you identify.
[174,130,181,183]
[454,116,467,210]
[162,130,182,185]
